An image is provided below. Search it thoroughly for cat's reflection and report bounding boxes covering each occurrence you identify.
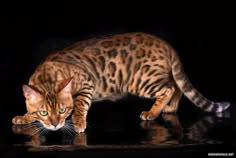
[12,112,229,150]
[12,123,87,151]
[140,114,183,145]
[140,112,229,146]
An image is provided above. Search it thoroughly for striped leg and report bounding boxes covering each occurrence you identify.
[163,86,182,113]
[140,86,175,120]
[72,85,93,133]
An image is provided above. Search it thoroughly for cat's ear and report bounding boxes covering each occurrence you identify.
[58,77,74,94]
[22,85,42,101]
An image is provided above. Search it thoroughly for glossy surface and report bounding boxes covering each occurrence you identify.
[2,96,235,157]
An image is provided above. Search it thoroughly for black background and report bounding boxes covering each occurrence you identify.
[1,1,235,157]
[2,1,235,105]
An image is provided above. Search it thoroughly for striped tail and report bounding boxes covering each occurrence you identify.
[171,53,230,113]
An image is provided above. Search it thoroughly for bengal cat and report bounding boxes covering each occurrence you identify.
[12,32,230,133]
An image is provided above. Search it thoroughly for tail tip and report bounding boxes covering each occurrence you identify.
[216,102,231,113]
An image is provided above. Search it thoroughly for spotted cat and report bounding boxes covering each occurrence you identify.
[12,32,230,133]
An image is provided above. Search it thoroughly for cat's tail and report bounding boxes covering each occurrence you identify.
[171,51,230,113]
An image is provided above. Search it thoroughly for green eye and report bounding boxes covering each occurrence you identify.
[39,110,48,116]
[59,107,66,114]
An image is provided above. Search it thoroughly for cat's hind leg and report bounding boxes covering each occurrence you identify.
[163,85,182,113]
[12,113,35,124]
[140,86,175,120]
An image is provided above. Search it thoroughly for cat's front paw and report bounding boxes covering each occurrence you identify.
[73,120,86,133]
[12,116,26,124]
[12,115,34,124]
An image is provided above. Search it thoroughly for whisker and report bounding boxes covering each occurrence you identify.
[19,122,43,131]
[28,122,45,136]
[62,121,77,136]
[30,127,43,136]
[65,120,74,125]
[63,128,72,136]
[18,123,37,131]
[39,128,48,136]
[61,127,69,135]
[63,125,76,136]
[61,127,66,135]
[65,121,75,128]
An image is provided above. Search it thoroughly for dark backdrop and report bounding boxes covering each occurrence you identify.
[0,1,235,156]
[2,1,235,104]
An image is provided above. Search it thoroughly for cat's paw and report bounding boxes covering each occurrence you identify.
[140,111,157,120]
[12,116,26,124]
[73,121,86,133]
[12,116,34,124]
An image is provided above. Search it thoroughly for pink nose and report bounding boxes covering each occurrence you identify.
[51,120,59,127]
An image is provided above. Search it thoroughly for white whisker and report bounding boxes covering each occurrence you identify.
[30,127,43,136]
[62,121,76,136]
[63,125,75,136]
[19,123,37,130]
[38,128,48,135]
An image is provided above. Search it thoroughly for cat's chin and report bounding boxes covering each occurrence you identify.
[47,127,60,131]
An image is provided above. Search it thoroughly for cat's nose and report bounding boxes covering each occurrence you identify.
[52,120,59,127]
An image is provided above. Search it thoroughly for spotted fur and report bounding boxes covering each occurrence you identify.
[12,32,230,133]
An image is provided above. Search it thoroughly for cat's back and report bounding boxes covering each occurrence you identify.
[46,32,173,64]
[64,32,168,51]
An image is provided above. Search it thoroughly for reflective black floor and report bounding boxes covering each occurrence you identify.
[1,96,235,158]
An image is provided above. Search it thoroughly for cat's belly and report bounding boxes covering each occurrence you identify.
[92,93,127,102]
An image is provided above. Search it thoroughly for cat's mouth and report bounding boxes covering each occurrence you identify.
[45,124,64,131]
[39,120,65,131]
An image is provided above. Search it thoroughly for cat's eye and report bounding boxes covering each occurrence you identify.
[59,107,66,114]
[39,110,48,116]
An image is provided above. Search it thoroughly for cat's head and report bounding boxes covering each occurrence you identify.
[22,77,74,131]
